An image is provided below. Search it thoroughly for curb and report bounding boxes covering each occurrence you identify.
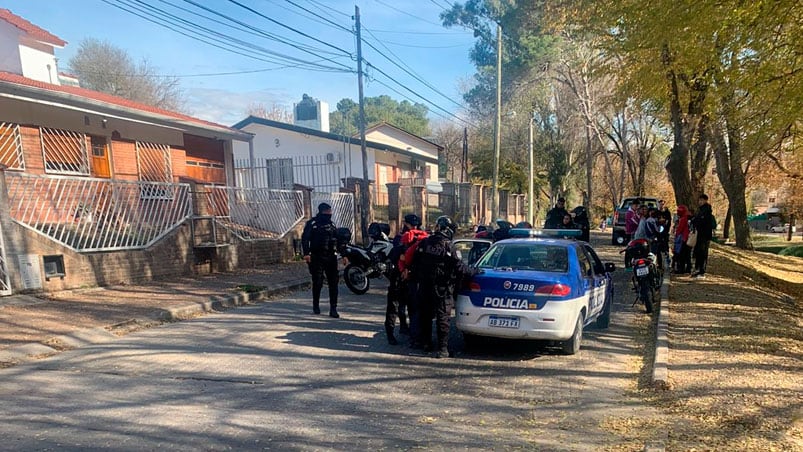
[652,273,670,390]
[0,279,310,367]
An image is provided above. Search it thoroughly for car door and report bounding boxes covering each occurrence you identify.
[451,239,493,267]
[575,246,601,318]
[583,244,610,316]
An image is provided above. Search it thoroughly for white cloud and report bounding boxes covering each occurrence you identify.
[184,87,293,126]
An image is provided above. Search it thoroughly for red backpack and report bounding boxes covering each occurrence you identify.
[399,229,429,272]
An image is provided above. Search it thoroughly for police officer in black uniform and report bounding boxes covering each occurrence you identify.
[408,216,474,358]
[384,213,421,345]
[301,203,340,318]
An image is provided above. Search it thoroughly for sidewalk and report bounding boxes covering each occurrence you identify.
[0,261,310,366]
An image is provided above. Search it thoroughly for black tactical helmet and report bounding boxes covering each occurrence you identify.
[403,213,422,227]
[435,215,457,239]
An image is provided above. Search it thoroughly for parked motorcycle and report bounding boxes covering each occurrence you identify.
[338,223,394,295]
[621,238,663,313]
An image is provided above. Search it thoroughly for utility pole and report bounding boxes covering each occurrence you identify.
[354,5,369,244]
[528,113,534,226]
[490,23,502,221]
[461,127,468,183]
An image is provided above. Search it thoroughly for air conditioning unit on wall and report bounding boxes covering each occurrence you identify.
[325,152,341,163]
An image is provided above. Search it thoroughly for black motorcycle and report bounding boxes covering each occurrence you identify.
[622,238,663,313]
[338,223,394,295]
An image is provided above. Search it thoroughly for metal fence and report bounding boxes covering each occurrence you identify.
[5,173,192,252]
[311,192,355,233]
[234,155,343,193]
[205,185,304,240]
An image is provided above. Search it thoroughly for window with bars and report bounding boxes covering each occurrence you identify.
[40,127,89,175]
[0,122,25,170]
[136,141,173,199]
[265,158,293,189]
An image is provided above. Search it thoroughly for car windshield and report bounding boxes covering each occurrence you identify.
[476,243,569,272]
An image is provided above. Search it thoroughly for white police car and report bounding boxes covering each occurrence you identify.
[453,235,616,355]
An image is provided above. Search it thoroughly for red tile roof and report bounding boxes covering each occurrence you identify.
[0,71,243,135]
[0,9,66,47]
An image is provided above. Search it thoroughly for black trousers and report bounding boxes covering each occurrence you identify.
[693,239,711,275]
[384,274,408,334]
[309,254,338,309]
[675,243,692,273]
[417,283,452,351]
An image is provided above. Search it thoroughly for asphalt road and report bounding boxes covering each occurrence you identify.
[0,236,659,451]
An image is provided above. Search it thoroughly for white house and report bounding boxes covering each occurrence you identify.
[231,116,440,198]
[0,8,66,85]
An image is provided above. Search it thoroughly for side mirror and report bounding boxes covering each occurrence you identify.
[604,262,616,273]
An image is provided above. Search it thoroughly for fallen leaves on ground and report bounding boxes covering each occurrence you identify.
[660,244,803,451]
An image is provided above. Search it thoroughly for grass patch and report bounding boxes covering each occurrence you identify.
[779,245,803,258]
[235,284,266,293]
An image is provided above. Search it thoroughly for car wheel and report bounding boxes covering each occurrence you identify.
[462,333,483,349]
[596,298,611,329]
[615,234,626,245]
[561,314,584,355]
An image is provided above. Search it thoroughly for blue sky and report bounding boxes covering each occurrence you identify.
[4,0,477,126]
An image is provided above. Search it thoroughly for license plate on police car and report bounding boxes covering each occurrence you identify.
[635,266,649,277]
[488,316,519,329]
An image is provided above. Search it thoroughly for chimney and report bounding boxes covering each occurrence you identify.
[293,94,329,132]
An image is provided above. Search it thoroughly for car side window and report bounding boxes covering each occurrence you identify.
[583,245,606,275]
[576,247,593,278]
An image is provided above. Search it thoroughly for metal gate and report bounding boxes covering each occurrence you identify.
[311,192,355,233]
[0,220,11,295]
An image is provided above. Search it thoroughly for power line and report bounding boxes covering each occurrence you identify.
[365,60,477,129]
[380,40,470,49]
[105,0,352,72]
[101,0,341,71]
[156,0,343,57]
[282,0,352,33]
[303,0,350,18]
[226,0,353,58]
[372,0,444,27]
[72,65,327,78]
[362,27,465,109]
[369,77,476,130]
[177,0,354,66]
[360,28,472,35]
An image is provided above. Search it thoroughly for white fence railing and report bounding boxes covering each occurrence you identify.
[5,173,192,252]
[204,185,304,239]
[311,192,355,233]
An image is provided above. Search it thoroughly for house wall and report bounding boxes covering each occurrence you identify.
[0,100,229,185]
[17,35,58,84]
[0,21,23,76]
[233,122,372,187]
[365,127,438,182]
[0,218,294,293]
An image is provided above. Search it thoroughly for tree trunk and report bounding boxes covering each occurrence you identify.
[711,116,753,250]
[663,55,694,208]
[723,204,732,240]
[585,124,593,218]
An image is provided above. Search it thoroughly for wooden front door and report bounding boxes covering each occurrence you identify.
[90,136,111,178]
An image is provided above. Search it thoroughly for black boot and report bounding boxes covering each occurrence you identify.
[313,302,321,315]
[385,326,398,345]
[329,304,339,318]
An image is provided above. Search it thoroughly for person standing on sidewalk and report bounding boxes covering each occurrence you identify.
[691,194,714,279]
[544,197,569,229]
[673,205,692,274]
[301,203,340,317]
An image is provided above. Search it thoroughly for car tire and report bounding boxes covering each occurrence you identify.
[462,333,483,348]
[596,298,611,329]
[614,234,626,246]
[561,314,584,355]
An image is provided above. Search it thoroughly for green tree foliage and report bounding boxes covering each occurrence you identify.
[328,96,430,137]
[68,38,184,111]
[555,0,803,249]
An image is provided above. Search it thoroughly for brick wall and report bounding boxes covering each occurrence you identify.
[0,218,296,293]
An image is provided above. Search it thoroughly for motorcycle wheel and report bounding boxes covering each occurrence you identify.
[639,279,653,314]
[344,264,370,295]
